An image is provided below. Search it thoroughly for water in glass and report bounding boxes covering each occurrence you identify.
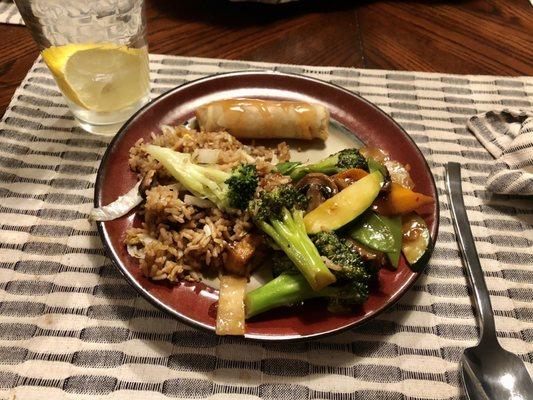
[15,0,150,135]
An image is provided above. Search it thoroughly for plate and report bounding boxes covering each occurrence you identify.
[95,71,439,341]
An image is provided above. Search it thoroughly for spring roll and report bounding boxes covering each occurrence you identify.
[195,98,329,140]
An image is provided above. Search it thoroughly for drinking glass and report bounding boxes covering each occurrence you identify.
[15,0,150,135]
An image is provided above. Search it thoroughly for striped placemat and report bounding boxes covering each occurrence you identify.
[0,1,22,25]
[0,55,532,400]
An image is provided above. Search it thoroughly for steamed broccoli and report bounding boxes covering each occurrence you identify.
[248,185,336,291]
[225,164,260,210]
[271,251,297,277]
[145,145,258,211]
[276,148,368,181]
[312,232,370,282]
[245,272,369,318]
[245,233,376,318]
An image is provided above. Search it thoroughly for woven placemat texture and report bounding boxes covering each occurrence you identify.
[0,1,22,25]
[0,55,532,400]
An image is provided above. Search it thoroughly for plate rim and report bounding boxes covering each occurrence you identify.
[95,69,440,342]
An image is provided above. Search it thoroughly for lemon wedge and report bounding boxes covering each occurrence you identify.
[42,43,149,112]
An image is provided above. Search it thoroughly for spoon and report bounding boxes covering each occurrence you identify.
[445,162,533,400]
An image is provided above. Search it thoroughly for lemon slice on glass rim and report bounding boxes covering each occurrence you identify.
[42,43,149,112]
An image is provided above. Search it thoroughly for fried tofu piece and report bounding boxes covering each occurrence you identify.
[225,233,265,276]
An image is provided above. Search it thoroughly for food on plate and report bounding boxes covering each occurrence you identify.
[216,274,247,335]
[303,171,383,234]
[145,145,259,211]
[248,185,336,291]
[93,98,434,335]
[373,182,434,215]
[121,126,290,282]
[224,233,266,276]
[348,212,403,268]
[245,232,375,318]
[277,148,368,181]
[401,213,432,271]
[90,181,142,221]
[195,98,329,140]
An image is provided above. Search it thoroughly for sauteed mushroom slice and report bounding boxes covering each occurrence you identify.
[295,173,338,212]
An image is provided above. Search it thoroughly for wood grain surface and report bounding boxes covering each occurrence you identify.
[1,0,532,117]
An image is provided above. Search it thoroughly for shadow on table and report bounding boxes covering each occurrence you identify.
[150,0,469,28]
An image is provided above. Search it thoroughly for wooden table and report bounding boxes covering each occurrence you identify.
[1,0,532,117]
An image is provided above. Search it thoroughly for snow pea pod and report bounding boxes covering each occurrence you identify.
[348,211,402,269]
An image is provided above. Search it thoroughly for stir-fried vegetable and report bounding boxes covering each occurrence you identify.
[348,211,397,253]
[402,212,432,271]
[145,145,258,211]
[248,185,336,291]
[304,171,384,234]
[245,272,369,318]
[348,211,402,269]
[361,147,414,189]
[373,183,433,215]
[245,232,376,318]
[383,215,402,268]
[216,274,247,335]
[90,181,142,221]
[277,148,368,181]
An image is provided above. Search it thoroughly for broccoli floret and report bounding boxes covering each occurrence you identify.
[251,185,308,222]
[277,149,368,181]
[312,232,370,282]
[225,164,259,210]
[245,272,369,318]
[324,280,369,313]
[343,238,382,281]
[145,145,258,211]
[271,251,297,277]
[248,185,336,291]
[245,231,377,318]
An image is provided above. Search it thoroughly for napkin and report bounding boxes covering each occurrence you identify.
[467,109,533,195]
[0,0,23,25]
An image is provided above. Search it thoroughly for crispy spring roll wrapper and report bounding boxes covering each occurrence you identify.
[195,98,329,140]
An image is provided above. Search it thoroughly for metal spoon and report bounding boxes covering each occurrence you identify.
[445,162,533,400]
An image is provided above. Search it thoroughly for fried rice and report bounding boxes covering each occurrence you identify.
[124,126,291,282]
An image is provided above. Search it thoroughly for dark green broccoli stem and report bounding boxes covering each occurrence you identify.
[245,273,368,319]
[257,208,336,291]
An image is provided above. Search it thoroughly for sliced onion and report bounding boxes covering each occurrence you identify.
[195,148,220,164]
[385,160,414,190]
[183,194,214,208]
[126,233,157,259]
[216,274,247,336]
[361,147,414,189]
[90,182,142,222]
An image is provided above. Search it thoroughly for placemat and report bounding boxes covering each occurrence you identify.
[0,55,531,400]
[0,1,22,25]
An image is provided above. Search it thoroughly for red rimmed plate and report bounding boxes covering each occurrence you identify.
[95,71,439,341]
